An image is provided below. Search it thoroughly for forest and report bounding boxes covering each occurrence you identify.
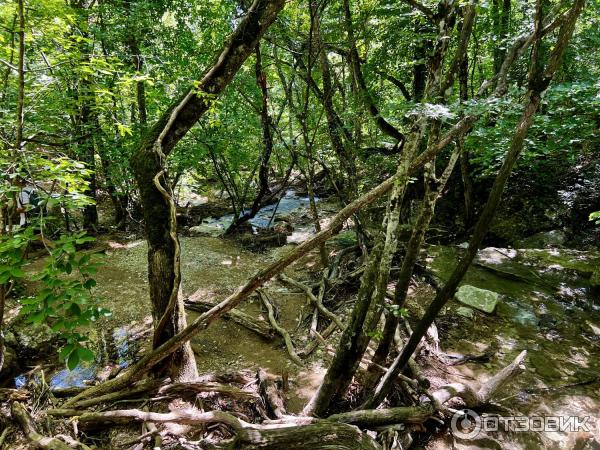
[0,0,599,448]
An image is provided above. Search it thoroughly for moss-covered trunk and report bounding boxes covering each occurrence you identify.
[130,0,285,380]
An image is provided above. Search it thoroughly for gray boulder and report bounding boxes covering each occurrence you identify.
[455,285,499,314]
[188,224,224,237]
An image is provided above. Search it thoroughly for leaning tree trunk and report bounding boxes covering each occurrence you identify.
[130,0,285,381]
[226,44,275,234]
[304,122,422,417]
[362,0,585,408]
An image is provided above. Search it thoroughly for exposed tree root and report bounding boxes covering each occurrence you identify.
[34,349,528,449]
[72,378,164,409]
[158,381,259,401]
[257,368,286,419]
[299,321,337,357]
[11,402,82,450]
[258,290,303,366]
[0,426,12,448]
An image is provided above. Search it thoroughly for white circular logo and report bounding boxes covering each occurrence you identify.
[451,409,482,439]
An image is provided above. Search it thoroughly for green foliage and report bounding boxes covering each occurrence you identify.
[0,228,32,285]
[385,303,408,319]
[466,82,600,180]
[18,232,109,368]
[590,211,600,225]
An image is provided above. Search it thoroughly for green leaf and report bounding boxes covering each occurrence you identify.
[28,310,46,324]
[59,344,75,361]
[77,347,95,362]
[10,267,25,278]
[75,237,95,245]
[67,350,80,370]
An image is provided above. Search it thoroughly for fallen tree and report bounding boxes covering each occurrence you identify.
[185,297,275,340]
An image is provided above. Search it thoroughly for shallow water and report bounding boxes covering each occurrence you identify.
[17,234,321,406]
[201,189,317,232]
[424,245,600,449]
[12,219,600,444]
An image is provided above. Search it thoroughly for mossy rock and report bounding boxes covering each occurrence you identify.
[455,285,499,314]
[516,230,567,249]
[328,230,357,248]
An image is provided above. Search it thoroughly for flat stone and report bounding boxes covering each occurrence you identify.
[455,285,499,314]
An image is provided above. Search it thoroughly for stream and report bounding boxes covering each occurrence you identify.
[195,189,320,241]
[424,245,600,449]
[8,192,600,449]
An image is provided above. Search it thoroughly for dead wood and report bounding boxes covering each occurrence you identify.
[158,381,258,401]
[185,298,275,340]
[257,368,286,419]
[73,378,164,409]
[278,273,344,329]
[299,321,337,357]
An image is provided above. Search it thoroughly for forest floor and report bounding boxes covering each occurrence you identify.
[3,196,600,449]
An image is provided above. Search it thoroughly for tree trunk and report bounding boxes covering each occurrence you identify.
[72,2,99,232]
[361,0,585,408]
[0,285,5,372]
[79,79,99,232]
[15,0,24,153]
[493,0,512,74]
[226,44,275,233]
[364,146,460,390]
[129,0,285,380]
[341,0,404,145]
[309,0,358,204]
[303,242,383,416]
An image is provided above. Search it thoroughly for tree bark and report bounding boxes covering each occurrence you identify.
[361,0,585,409]
[226,44,275,233]
[129,0,285,380]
